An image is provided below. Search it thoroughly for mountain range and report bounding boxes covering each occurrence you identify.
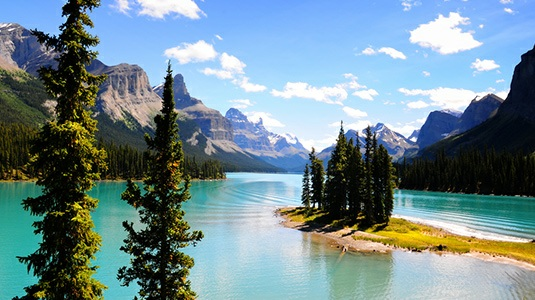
[2,22,535,171]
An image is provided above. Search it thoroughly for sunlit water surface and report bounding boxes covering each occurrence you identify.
[1,173,534,299]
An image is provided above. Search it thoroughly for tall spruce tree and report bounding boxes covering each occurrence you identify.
[118,62,203,299]
[301,164,312,209]
[308,148,325,209]
[16,1,108,298]
[346,136,363,220]
[324,123,348,219]
[362,126,375,225]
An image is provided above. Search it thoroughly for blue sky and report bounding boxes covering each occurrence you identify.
[2,0,535,150]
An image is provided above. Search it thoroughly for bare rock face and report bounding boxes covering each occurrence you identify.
[457,94,503,133]
[155,74,234,141]
[417,110,461,149]
[498,44,535,122]
[0,23,56,75]
[88,61,161,129]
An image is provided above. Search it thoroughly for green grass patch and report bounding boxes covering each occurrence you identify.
[279,207,535,266]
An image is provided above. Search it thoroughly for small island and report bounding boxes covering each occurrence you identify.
[277,207,535,271]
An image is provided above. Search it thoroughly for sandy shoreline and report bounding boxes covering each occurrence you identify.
[276,208,535,272]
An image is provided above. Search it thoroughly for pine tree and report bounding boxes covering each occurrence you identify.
[324,122,348,219]
[308,148,325,209]
[16,1,107,298]
[346,136,363,220]
[362,126,375,225]
[118,62,203,299]
[301,164,312,209]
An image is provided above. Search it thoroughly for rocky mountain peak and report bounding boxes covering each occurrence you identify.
[497,44,535,122]
[0,22,56,75]
[457,93,503,133]
[88,60,162,129]
[417,110,460,149]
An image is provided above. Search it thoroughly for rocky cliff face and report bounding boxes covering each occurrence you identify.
[417,110,461,149]
[457,94,503,133]
[0,23,56,75]
[497,44,535,121]
[155,74,234,142]
[87,60,162,129]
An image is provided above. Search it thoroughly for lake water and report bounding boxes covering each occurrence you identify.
[1,173,534,299]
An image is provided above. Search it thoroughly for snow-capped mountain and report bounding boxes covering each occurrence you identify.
[318,123,417,163]
[225,108,308,171]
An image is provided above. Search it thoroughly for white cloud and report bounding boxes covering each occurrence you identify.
[220,53,246,74]
[496,89,510,100]
[496,79,505,83]
[342,73,366,90]
[229,99,253,109]
[136,0,205,19]
[361,46,407,60]
[386,122,422,138]
[378,47,407,60]
[245,111,285,129]
[407,100,430,109]
[422,71,431,77]
[112,0,131,14]
[504,8,515,14]
[300,136,338,152]
[344,120,373,133]
[361,47,376,55]
[409,12,482,54]
[215,34,223,41]
[271,82,348,105]
[471,58,500,72]
[352,89,379,101]
[201,68,233,80]
[343,106,368,118]
[398,87,488,110]
[401,0,421,11]
[500,0,513,4]
[201,52,266,93]
[233,77,267,93]
[164,40,217,64]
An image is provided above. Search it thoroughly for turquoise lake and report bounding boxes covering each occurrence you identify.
[1,173,534,299]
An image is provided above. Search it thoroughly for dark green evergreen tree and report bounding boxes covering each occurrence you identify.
[301,164,312,209]
[118,62,203,299]
[308,148,325,209]
[324,122,348,219]
[362,126,375,225]
[16,1,107,298]
[346,136,363,220]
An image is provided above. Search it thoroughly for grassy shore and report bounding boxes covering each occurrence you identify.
[279,207,535,267]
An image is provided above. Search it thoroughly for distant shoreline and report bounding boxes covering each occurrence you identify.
[276,207,535,272]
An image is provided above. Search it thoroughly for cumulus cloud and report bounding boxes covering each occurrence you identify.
[112,0,131,14]
[137,0,205,19]
[386,121,424,139]
[409,12,482,54]
[398,87,488,110]
[271,82,348,105]
[113,0,205,19]
[504,8,516,14]
[233,77,267,93]
[200,51,266,93]
[422,71,431,77]
[500,0,513,4]
[164,40,217,64]
[245,111,285,129]
[361,46,407,60]
[229,99,254,109]
[406,100,430,109]
[353,89,379,101]
[471,58,500,72]
[271,74,377,104]
[343,106,368,118]
[378,47,407,60]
